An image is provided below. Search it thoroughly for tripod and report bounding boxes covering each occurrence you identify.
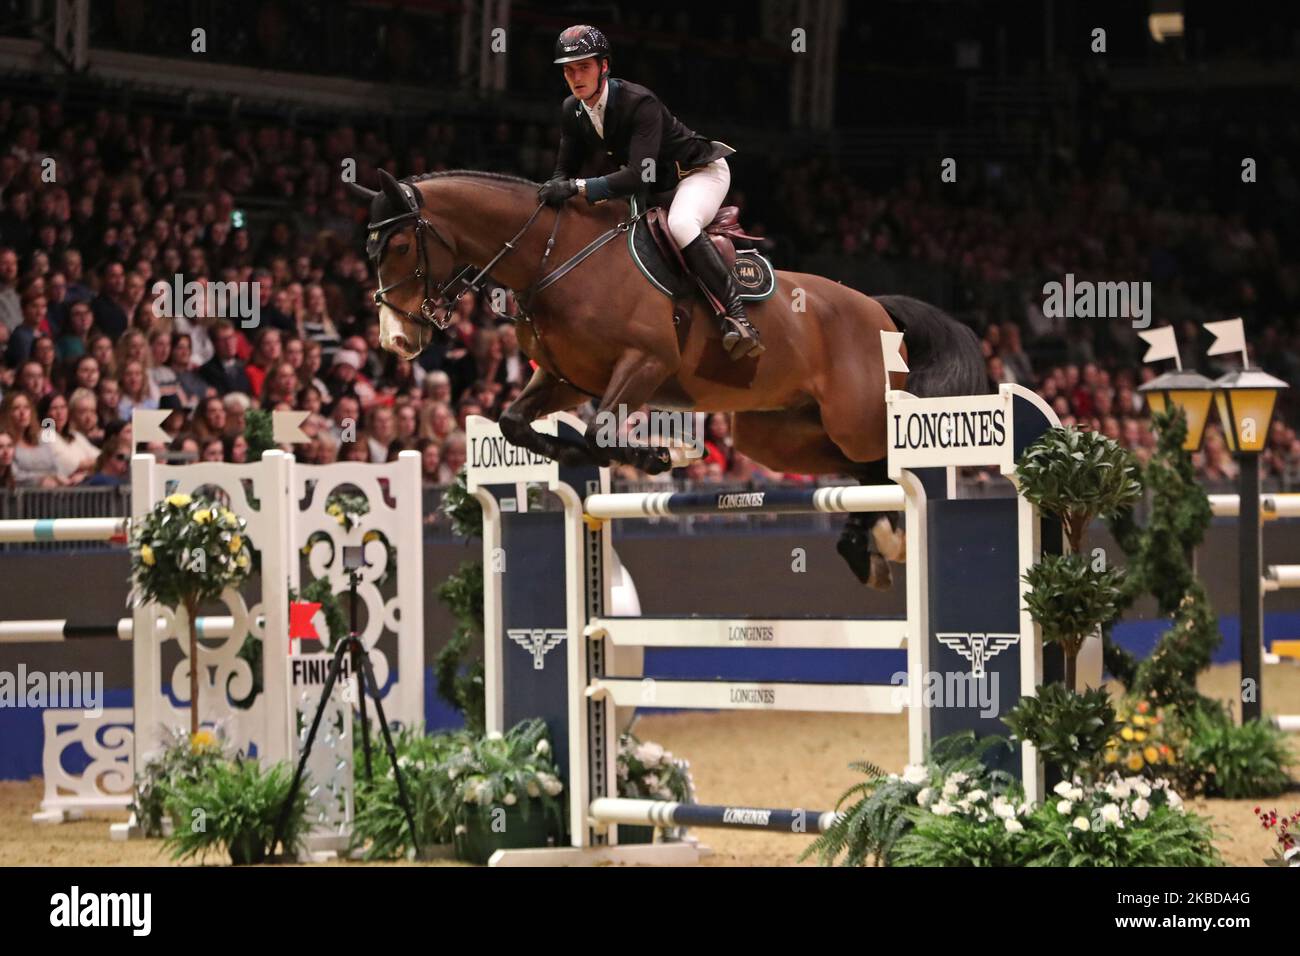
[273,560,420,858]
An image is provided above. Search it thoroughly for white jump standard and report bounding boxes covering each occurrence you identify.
[467,383,1062,866]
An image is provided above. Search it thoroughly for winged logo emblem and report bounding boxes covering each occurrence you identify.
[507,628,567,670]
[935,632,1020,679]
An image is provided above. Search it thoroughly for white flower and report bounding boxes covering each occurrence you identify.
[946,771,969,785]
[1004,819,1024,833]
[526,780,540,798]
[1105,781,1131,801]
[535,739,550,755]
[992,798,1016,820]
[967,789,987,804]
[1099,803,1122,826]
[942,781,961,799]
[1166,790,1183,812]
[1131,797,1150,821]
[644,774,660,791]
[1053,780,1074,797]
[397,755,412,769]
[454,824,467,835]
[486,731,504,741]
[634,741,665,767]
[1068,786,1084,802]
[931,801,956,817]
[916,787,934,807]
[474,781,494,805]
[1129,778,1152,798]
[1072,817,1091,832]
[503,792,517,806]
[537,772,564,797]
[902,764,929,785]
[1056,799,1073,815]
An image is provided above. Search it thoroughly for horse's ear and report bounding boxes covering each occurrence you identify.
[346,181,378,204]
[379,169,410,210]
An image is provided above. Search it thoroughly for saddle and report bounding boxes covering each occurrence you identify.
[629,202,777,306]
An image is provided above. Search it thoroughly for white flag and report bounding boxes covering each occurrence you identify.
[880,330,908,375]
[1205,318,1248,365]
[272,410,311,445]
[132,408,173,444]
[1137,326,1181,371]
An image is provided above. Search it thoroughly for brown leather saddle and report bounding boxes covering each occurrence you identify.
[630,204,777,316]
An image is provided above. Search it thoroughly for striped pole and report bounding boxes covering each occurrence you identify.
[1208,494,1300,519]
[0,517,128,544]
[585,484,905,519]
[1264,565,1300,592]
[589,798,840,834]
[0,615,250,644]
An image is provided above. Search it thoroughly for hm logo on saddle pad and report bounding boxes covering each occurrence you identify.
[508,628,567,669]
[935,632,1021,679]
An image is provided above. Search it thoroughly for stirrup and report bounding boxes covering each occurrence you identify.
[720,315,765,359]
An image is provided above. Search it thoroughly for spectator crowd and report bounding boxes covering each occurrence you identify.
[2,86,1298,496]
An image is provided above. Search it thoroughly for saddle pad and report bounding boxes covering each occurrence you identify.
[628,215,777,302]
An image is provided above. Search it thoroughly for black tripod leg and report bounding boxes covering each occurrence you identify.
[358,653,421,857]
[272,637,350,858]
[352,642,374,782]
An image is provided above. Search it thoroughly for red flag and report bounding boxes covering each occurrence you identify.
[288,601,321,648]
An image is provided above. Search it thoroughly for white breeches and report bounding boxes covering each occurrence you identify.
[667,157,730,249]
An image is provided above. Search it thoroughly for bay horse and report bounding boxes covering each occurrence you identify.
[353,169,986,587]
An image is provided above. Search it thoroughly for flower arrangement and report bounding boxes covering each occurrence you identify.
[616,734,694,803]
[1254,806,1300,867]
[130,724,229,837]
[129,493,253,734]
[1104,698,1180,777]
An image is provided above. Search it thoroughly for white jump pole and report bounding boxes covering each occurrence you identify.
[0,517,128,544]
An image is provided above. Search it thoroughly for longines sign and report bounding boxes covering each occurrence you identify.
[887,392,1015,472]
[466,415,559,490]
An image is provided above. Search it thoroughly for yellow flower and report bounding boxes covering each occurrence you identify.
[229,535,243,553]
[1125,753,1145,772]
[166,493,192,508]
[335,513,347,526]
[1120,727,1135,741]
[140,544,155,566]
[1104,749,1119,764]
[1133,730,1147,742]
[191,729,217,753]
[236,553,250,569]
[194,509,213,525]
[1144,746,1160,764]
[1131,714,1146,727]
[326,504,341,515]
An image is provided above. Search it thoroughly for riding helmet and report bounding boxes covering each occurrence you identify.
[554,25,610,64]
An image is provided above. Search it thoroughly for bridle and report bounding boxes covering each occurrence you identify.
[370,201,548,331]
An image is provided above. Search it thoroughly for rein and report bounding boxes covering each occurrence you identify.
[373,192,639,394]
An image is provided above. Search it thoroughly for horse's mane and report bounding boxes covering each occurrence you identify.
[404,169,539,190]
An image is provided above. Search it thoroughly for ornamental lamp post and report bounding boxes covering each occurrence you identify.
[1138,370,1216,452]
[1213,367,1289,723]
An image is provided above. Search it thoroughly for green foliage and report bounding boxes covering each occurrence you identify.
[1020,776,1220,867]
[130,727,227,837]
[129,493,253,610]
[801,733,1016,867]
[1023,553,1125,662]
[434,560,485,734]
[440,469,483,540]
[243,408,277,462]
[1101,406,1221,711]
[350,725,468,859]
[1003,684,1117,782]
[890,801,1038,867]
[443,718,565,834]
[1016,427,1143,552]
[1178,702,1294,799]
[163,756,310,864]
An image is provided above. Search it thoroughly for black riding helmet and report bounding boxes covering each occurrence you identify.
[553,24,610,64]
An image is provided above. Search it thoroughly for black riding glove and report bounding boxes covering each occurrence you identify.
[538,178,578,207]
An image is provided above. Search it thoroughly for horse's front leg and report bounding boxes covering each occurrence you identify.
[497,366,597,466]
[583,350,675,475]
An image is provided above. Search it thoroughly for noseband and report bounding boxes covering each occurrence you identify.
[371,203,547,331]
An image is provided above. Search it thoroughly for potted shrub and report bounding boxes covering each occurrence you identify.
[131,726,227,838]
[445,719,565,864]
[163,755,311,864]
[615,733,696,844]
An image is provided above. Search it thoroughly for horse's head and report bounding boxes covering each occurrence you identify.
[351,170,461,360]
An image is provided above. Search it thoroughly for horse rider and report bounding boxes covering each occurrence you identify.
[537,24,765,360]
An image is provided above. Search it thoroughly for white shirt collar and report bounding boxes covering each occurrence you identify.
[580,81,610,125]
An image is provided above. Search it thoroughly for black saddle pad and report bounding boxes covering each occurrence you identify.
[628,216,776,302]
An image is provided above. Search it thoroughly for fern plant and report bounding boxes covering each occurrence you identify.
[1178,702,1293,799]
[163,757,310,864]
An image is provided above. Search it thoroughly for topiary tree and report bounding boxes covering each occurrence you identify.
[130,494,254,736]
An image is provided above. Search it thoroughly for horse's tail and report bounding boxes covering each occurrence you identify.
[876,295,988,398]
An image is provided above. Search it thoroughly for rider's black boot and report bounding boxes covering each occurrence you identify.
[681,233,765,360]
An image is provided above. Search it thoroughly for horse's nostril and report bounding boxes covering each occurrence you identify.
[392,334,410,354]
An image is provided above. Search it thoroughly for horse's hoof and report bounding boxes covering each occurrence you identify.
[836,529,875,585]
[872,518,906,562]
[639,447,673,475]
[865,554,893,591]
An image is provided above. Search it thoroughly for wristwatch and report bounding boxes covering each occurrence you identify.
[575,179,587,196]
